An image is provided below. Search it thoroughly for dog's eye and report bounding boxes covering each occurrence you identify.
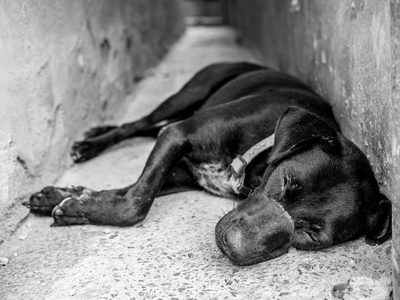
[266,173,301,201]
[283,174,301,190]
[282,174,301,200]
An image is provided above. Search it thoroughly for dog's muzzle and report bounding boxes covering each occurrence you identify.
[215,193,294,265]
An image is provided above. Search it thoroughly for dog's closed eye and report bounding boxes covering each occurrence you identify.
[279,174,302,201]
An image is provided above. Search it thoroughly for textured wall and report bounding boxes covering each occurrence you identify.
[227,0,399,297]
[390,0,400,297]
[0,0,184,242]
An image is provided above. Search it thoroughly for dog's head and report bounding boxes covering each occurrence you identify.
[216,107,391,266]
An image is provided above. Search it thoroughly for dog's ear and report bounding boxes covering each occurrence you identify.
[268,106,340,165]
[365,194,392,245]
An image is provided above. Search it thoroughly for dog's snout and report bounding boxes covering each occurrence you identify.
[216,196,294,265]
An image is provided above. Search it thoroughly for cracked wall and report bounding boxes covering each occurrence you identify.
[0,0,184,242]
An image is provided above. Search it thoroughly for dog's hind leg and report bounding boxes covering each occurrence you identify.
[83,125,118,139]
[51,124,195,226]
[71,62,263,163]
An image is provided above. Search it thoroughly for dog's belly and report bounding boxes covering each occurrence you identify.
[184,159,234,197]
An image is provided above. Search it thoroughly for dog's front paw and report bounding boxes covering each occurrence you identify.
[51,190,147,227]
[23,186,85,215]
[84,125,117,139]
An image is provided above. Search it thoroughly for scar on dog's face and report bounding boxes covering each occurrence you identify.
[216,107,392,266]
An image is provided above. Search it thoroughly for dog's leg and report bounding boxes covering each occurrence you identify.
[25,163,198,217]
[51,125,193,226]
[72,62,263,162]
[25,160,199,217]
[83,125,118,139]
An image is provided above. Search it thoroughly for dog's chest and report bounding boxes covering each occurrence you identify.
[184,159,234,197]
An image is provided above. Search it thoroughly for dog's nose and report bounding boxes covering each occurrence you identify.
[221,227,247,259]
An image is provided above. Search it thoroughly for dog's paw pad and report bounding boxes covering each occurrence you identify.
[51,197,89,226]
[52,207,64,216]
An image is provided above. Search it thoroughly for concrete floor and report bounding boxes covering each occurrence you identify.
[0,27,393,300]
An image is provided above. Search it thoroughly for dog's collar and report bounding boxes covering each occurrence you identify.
[230,134,275,196]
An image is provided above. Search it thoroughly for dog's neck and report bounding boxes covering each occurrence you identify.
[230,134,275,196]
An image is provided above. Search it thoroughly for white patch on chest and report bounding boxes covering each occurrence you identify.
[185,160,234,197]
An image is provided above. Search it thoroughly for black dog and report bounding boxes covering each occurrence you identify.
[25,62,391,266]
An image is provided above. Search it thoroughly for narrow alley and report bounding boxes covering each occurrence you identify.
[0,26,392,300]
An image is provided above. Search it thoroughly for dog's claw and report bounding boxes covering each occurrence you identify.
[21,200,30,208]
[71,141,90,163]
[70,150,82,162]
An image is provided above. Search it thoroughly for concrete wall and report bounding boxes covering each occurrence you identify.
[0,0,184,242]
[390,1,400,297]
[226,0,399,297]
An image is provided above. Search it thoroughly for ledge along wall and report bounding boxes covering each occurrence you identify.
[0,0,184,243]
[224,0,399,297]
